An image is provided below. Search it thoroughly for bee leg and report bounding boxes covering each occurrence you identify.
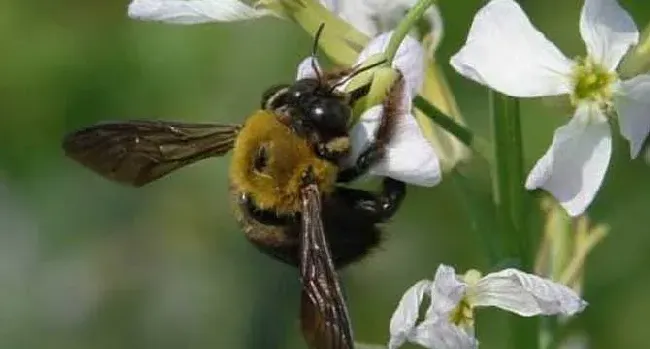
[346,83,371,105]
[326,60,388,88]
[323,66,355,83]
[337,177,406,223]
[335,148,382,183]
[337,73,405,184]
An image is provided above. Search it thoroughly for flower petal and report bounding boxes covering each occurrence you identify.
[295,57,322,80]
[614,74,650,158]
[472,269,588,316]
[388,280,432,349]
[411,319,478,349]
[450,0,573,97]
[345,106,381,163]
[128,0,270,24]
[426,264,466,319]
[525,104,611,216]
[579,0,639,71]
[325,0,443,52]
[356,32,426,95]
[318,0,340,12]
[321,0,377,35]
[347,105,442,186]
[423,4,444,54]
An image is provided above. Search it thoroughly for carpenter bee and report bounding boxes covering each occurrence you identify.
[63,25,406,349]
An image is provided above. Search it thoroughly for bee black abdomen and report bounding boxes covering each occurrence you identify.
[320,197,383,268]
[318,180,406,267]
[232,187,383,269]
[229,187,302,265]
[241,213,381,269]
[327,225,382,268]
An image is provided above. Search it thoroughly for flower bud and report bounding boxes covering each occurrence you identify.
[256,0,368,65]
[619,22,650,78]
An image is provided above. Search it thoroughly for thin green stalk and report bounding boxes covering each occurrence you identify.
[539,316,558,349]
[384,0,436,62]
[413,96,492,160]
[488,91,530,265]
[488,91,536,349]
[452,172,500,265]
[413,95,473,146]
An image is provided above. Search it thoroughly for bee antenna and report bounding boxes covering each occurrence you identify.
[311,23,325,85]
[329,59,388,93]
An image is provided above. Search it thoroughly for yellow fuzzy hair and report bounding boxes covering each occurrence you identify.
[229,111,338,215]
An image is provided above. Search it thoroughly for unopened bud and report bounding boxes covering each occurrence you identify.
[619,22,650,77]
[256,0,368,65]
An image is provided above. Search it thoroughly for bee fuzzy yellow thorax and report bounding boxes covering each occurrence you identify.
[229,111,338,215]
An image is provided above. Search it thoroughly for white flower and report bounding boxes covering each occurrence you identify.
[297,31,441,186]
[450,0,650,216]
[127,0,444,55]
[320,0,443,53]
[389,265,587,349]
[128,0,272,23]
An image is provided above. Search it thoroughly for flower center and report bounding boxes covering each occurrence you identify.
[570,57,617,107]
[449,297,474,327]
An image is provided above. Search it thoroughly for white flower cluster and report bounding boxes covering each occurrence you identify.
[127,0,650,216]
[388,265,586,349]
[451,0,650,216]
[127,0,442,42]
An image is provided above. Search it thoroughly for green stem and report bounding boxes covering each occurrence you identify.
[539,316,558,349]
[452,173,501,265]
[414,95,492,161]
[413,95,472,146]
[384,0,436,63]
[489,91,536,349]
[488,92,530,265]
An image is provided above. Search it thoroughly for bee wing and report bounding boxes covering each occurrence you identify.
[63,121,241,187]
[299,183,354,349]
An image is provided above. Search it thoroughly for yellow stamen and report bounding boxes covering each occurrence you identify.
[449,297,474,327]
[570,57,617,108]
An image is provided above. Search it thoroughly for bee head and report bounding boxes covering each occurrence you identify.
[229,111,338,214]
[262,79,351,141]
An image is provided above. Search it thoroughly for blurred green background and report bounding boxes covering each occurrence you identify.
[1,1,649,348]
